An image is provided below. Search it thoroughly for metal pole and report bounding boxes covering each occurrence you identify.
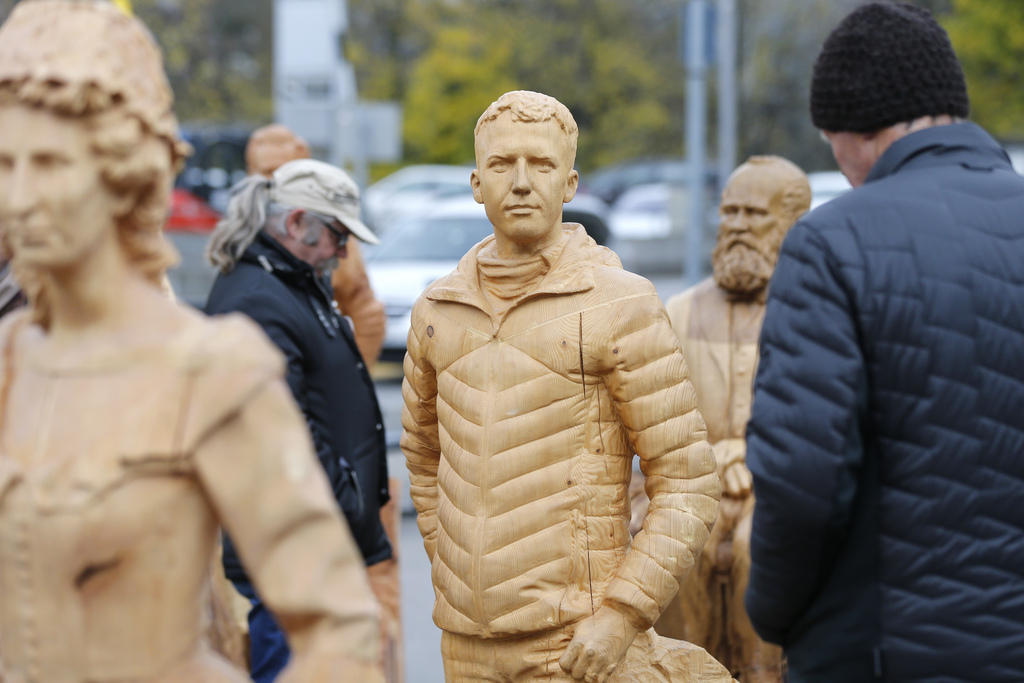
[717,0,737,193]
[685,0,708,285]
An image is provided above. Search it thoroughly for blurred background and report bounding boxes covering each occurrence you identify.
[0,0,1004,300]
[0,0,1015,680]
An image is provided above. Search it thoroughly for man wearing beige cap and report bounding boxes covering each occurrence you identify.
[205,158,392,683]
[245,124,388,367]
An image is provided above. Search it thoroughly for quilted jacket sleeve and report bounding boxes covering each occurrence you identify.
[744,221,868,645]
[400,300,441,561]
[602,286,721,631]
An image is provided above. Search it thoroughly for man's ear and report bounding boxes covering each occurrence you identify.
[563,169,579,203]
[471,169,484,204]
[284,209,305,239]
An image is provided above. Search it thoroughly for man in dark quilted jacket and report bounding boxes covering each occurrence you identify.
[744,3,1024,682]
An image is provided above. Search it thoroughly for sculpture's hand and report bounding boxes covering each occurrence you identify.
[558,606,641,683]
[722,460,752,498]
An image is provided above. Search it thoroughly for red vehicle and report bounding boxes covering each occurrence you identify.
[164,125,251,307]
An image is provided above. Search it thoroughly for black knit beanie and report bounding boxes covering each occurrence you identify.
[811,1,969,133]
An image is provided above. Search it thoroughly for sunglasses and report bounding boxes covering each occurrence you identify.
[307,211,350,247]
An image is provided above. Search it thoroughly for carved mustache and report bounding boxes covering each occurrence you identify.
[718,234,773,259]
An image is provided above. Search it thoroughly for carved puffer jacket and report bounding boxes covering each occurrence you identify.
[402,226,720,638]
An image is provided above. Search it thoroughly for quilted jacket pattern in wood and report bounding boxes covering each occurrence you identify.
[402,226,720,638]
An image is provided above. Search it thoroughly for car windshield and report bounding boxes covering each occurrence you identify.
[371,216,494,262]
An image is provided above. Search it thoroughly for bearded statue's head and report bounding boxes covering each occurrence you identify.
[712,156,810,298]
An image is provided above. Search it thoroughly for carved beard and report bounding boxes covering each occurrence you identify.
[712,234,777,298]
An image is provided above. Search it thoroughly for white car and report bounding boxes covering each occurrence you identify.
[366,194,610,360]
[608,182,674,240]
[808,171,852,210]
[361,164,475,236]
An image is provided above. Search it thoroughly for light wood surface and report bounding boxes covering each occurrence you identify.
[644,156,811,682]
[0,3,383,681]
[402,91,733,683]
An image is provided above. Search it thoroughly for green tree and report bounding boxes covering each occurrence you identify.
[349,0,684,172]
[0,0,272,125]
[132,0,273,124]
[403,23,517,164]
[942,0,1024,140]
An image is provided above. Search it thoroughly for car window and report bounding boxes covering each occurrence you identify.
[371,217,494,262]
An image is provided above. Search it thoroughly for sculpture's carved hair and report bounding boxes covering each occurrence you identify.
[475,91,578,163]
[742,155,812,223]
[0,0,190,327]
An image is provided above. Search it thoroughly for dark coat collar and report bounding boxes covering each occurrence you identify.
[241,232,335,304]
[241,231,312,277]
[866,122,1013,185]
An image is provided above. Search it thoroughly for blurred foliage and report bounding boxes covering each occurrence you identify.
[736,0,863,173]
[350,0,1019,176]
[347,0,865,174]
[0,0,273,125]
[0,0,1015,174]
[349,0,685,172]
[132,0,273,124]
[943,0,1024,140]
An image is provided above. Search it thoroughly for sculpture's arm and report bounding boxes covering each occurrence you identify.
[194,378,383,683]
[559,289,720,683]
[602,290,721,631]
[400,302,440,560]
[744,222,867,645]
[331,240,386,368]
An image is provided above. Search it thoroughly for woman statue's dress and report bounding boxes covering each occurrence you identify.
[0,310,378,683]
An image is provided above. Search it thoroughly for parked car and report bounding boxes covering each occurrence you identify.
[177,124,251,213]
[365,194,611,361]
[582,157,694,205]
[362,164,475,236]
[808,170,852,210]
[608,183,674,240]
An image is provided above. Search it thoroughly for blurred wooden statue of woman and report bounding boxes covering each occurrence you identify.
[0,2,383,681]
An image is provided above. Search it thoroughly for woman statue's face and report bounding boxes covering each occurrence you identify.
[0,103,124,271]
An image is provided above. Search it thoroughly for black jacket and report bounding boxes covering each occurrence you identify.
[206,232,392,579]
[745,123,1024,682]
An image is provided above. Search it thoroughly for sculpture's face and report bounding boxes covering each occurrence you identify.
[0,104,122,270]
[712,164,789,297]
[471,112,578,254]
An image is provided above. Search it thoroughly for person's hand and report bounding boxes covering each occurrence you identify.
[722,460,752,498]
[558,605,642,683]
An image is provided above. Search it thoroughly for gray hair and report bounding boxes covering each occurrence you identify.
[204,175,325,272]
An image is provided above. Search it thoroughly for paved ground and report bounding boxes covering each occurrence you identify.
[379,272,689,683]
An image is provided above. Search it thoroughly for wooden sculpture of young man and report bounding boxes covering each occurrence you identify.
[0,2,383,681]
[657,156,811,682]
[402,90,732,683]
